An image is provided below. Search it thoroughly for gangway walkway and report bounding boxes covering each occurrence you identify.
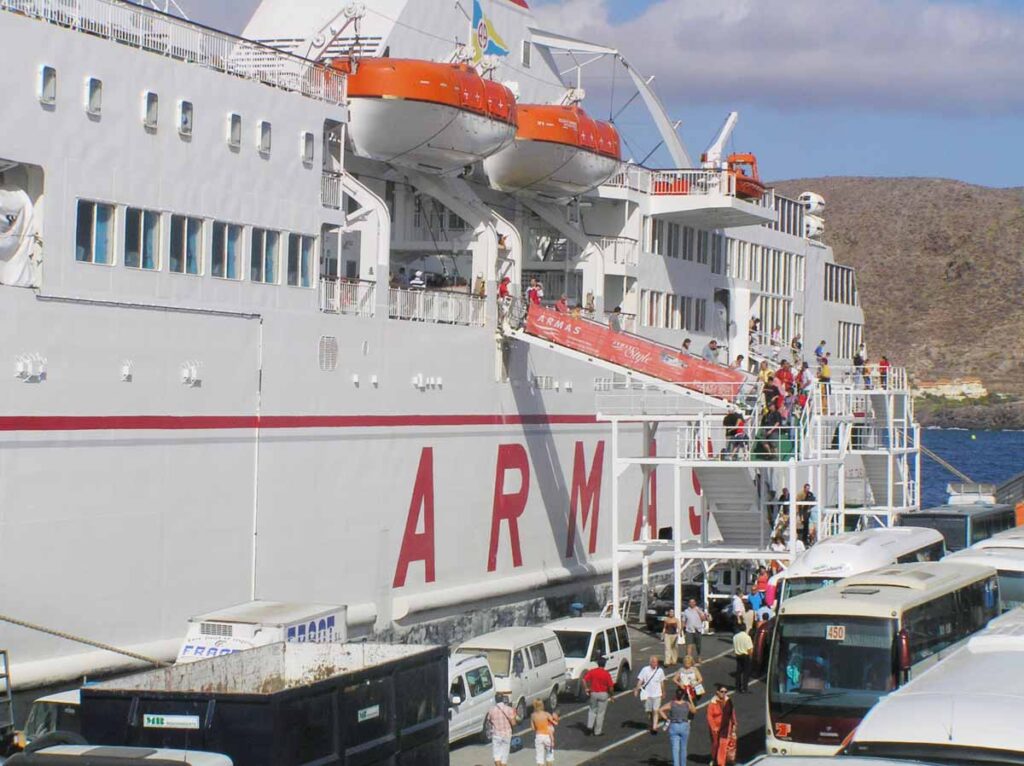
[508,304,759,412]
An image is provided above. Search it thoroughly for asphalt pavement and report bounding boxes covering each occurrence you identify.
[450,626,768,766]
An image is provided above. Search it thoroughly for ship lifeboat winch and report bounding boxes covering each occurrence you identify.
[725,152,766,200]
[334,58,517,174]
[483,104,621,198]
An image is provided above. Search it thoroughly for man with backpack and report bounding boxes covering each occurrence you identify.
[486,693,519,766]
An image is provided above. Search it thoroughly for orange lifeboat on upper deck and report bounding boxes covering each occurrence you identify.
[726,152,766,200]
[333,58,517,173]
[483,104,622,198]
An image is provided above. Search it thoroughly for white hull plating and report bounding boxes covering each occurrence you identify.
[484,139,620,197]
[347,98,515,173]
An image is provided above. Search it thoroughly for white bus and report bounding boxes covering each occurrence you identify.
[945,546,1024,611]
[771,527,946,607]
[847,606,1024,765]
[765,561,1000,757]
[972,525,1024,552]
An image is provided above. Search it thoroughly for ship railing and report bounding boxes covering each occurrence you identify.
[321,172,343,210]
[388,287,487,327]
[829,365,908,392]
[320,277,375,317]
[0,0,346,105]
[596,236,640,268]
[603,165,738,198]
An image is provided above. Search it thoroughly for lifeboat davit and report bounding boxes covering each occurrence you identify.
[726,153,766,200]
[334,58,517,173]
[483,105,622,198]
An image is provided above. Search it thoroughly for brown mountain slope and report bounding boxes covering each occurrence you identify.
[772,178,1024,396]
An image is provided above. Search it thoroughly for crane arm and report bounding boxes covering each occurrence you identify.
[702,112,738,169]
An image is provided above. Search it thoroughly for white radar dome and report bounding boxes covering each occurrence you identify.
[798,191,825,216]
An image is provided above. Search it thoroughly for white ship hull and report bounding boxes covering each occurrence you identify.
[0,0,872,687]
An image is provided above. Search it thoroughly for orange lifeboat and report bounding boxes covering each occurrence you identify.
[334,58,517,173]
[483,104,622,198]
[726,153,766,200]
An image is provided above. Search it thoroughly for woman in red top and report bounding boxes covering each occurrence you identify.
[707,685,737,766]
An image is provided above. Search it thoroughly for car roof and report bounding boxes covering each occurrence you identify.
[457,626,557,649]
[449,654,491,672]
[545,617,625,632]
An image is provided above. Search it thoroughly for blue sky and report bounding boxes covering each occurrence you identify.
[188,0,1024,187]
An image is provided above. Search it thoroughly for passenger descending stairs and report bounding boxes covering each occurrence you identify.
[694,468,770,549]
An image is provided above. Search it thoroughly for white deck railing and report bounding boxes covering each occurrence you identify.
[1,0,345,104]
[320,278,375,317]
[388,288,486,327]
[604,166,738,198]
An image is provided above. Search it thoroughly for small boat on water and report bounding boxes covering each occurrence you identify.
[337,58,517,173]
[484,104,621,197]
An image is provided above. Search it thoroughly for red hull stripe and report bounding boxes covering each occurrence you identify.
[0,414,599,432]
[508,0,529,6]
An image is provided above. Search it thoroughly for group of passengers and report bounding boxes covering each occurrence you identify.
[767,483,820,549]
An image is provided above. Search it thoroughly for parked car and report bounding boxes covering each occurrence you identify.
[546,616,633,700]
[644,583,704,633]
[454,627,567,721]
[448,654,496,744]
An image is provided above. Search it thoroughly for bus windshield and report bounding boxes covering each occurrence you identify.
[999,571,1024,611]
[780,577,841,603]
[901,516,967,551]
[769,615,896,718]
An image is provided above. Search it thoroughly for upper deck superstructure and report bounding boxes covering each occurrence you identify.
[0,0,888,688]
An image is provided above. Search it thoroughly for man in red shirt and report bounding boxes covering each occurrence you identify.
[583,656,615,736]
[775,359,795,394]
[878,355,891,389]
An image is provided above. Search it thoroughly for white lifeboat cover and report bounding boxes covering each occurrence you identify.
[0,188,39,287]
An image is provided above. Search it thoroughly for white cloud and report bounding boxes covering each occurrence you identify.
[532,0,1024,114]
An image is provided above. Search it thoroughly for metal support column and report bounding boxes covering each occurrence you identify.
[673,465,683,620]
[788,463,798,555]
[611,420,621,617]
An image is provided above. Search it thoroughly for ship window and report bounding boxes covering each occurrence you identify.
[75,200,114,265]
[287,234,314,288]
[227,113,242,149]
[300,131,315,165]
[85,77,103,116]
[39,65,57,105]
[521,40,532,68]
[169,215,203,275]
[124,208,160,270]
[251,228,279,283]
[178,100,194,137]
[142,91,159,129]
[212,221,242,280]
[258,121,272,155]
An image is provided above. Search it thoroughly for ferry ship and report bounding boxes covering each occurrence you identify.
[0,0,896,687]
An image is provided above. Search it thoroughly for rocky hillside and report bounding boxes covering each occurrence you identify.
[772,177,1024,396]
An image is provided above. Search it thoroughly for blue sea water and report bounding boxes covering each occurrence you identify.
[921,428,1024,508]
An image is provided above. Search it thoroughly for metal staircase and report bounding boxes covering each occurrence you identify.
[694,467,769,549]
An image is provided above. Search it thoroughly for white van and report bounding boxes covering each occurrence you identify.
[448,654,497,744]
[545,616,633,700]
[455,627,567,720]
